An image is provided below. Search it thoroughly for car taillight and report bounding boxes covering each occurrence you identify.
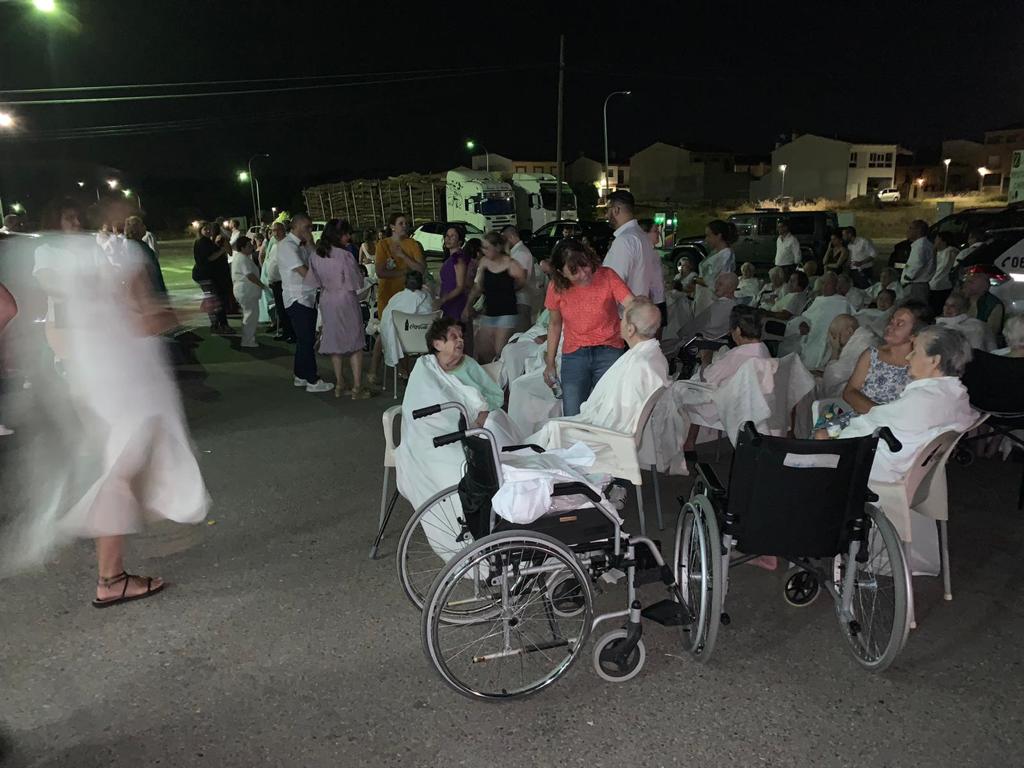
[964,264,1011,285]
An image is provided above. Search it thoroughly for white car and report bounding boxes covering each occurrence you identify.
[412,221,484,255]
[876,188,901,203]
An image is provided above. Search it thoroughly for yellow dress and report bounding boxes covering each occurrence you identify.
[375,237,425,314]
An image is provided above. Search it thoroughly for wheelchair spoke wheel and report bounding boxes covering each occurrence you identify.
[397,485,486,618]
[673,497,722,661]
[422,532,593,700]
[835,506,911,671]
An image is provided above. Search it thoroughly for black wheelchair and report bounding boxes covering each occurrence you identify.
[405,402,692,700]
[678,422,913,671]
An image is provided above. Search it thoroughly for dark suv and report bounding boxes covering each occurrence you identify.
[888,202,1024,268]
[526,219,614,259]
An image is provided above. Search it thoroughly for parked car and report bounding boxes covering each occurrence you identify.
[412,220,484,256]
[876,188,901,204]
[526,219,614,260]
[953,227,1024,317]
[672,210,838,272]
[888,202,1024,269]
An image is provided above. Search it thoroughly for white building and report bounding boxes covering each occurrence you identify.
[750,134,898,202]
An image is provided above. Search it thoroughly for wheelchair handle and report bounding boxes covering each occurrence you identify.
[875,427,902,453]
[433,430,466,447]
[413,401,471,421]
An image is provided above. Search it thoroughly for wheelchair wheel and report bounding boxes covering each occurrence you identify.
[783,570,820,607]
[592,629,646,683]
[422,531,593,700]
[834,505,911,672]
[397,485,480,617]
[673,495,723,661]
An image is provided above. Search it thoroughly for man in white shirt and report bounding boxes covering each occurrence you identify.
[791,271,855,370]
[856,288,896,336]
[766,270,810,321]
[843,226,877,288]
[774,219,802,278]
[937,292,995,351]
[900,219,935,303]
[501,225,536,333]
[263,222,294,342]
[836,273,867,310]
[276,213,332,392]
[603,190,665,306]
[228,218,242,246]
[953,228,986,266]
[866,268,903,304]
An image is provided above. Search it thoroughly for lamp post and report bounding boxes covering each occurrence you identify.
[247,153,269,224]
[465,140,489,172]
[977,166,990,192]
[602,90,631,202]
[0,111,14,216]
[779,164,788,197]
[123,188,142,211]
[943,158,951,195]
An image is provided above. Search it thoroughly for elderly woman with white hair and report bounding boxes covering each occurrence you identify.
[994,314,1024,357]
[938,291,996,351]
[756,265,788,310]
[828,324,977,482]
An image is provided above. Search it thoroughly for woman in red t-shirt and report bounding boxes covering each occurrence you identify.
[543,239,634,416]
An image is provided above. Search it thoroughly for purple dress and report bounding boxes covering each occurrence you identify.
[439,249,470,320]
[306,247,365,355]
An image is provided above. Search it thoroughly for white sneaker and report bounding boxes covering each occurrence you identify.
[305,380,334,393]
[293,376,309,387]
[0,425,14,437]
[241,342,259,349]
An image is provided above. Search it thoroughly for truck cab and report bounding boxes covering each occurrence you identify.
[510,173,577,232]
[446,168,517,233]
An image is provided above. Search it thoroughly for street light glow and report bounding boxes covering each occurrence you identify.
[779,164,788,172]
[76,180,85,188]
[33,0,57,12]
[237,170,250,182]
[943,158,951,168]
[122,189,132,197]
[11,203,24,213]
[977,166,990,176]
[0,112,13,129]
[106,178,119,190]
[465,140,475,151]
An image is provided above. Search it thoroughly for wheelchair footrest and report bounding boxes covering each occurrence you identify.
[642,599,692,627]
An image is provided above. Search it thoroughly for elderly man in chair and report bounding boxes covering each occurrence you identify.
[527,298,668,460]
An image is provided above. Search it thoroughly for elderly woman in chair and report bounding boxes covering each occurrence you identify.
[820,324,977,482]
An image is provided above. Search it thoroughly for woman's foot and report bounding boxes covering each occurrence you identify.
[351,387,374,400]
[93,571,165,608]
[366,372,379,387]
[334,384,351,398]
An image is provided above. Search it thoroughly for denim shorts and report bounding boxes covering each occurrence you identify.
[478,314,518,329]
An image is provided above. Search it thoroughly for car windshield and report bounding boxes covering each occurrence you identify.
[480,197,514,215]
[540,184,577,212]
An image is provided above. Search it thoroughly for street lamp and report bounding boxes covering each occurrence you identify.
[977,166,991,192]
[123,188,142,211]
[236,170,250,183]
[602,90,631,202]
[76,180,85,188]
[0,112,13,129]
[32,0,57,12]
[943,158,951,195]
[247,153,270,225]
[465,140,489,172]
[106,178,119,190]
[11,203,24,213]
[779,164,788,197]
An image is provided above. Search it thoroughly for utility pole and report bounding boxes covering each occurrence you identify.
[554,34,565,220]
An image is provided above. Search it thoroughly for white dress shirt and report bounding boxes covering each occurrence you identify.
[867,280,903,302]
[509,240,535,307]
[774,234,802,266]
[276,232,316,309]
[929,246,959,290]
[229,229,241,245]
[902,237,935,285]
[847,237,877,271]
[604,219,664,302]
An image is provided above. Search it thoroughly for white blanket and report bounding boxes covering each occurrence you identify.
[796,294,854,371]
[937,314,995,351]
[380,288,433,367]
[855,307,893,338]
[819,326,879,400]
[508,366,562,438]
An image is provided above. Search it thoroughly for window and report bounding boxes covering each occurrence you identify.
[989,155,1002,168]
[730,215,754,238]
[532,165,544,173]
[786,216,815,236]
[514,165,526,173]
[549,166,557,174]
[617,169,625,185]
[849,152,858,168]
[868,152,893,168]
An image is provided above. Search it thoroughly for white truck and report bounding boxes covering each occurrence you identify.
[445,168,518,233]
[509,173,578,232]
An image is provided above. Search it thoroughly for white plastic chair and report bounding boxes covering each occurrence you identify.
[369,405,403,559]
[871,417,987,625]
[389,310,441,399]
[541,387,667,536]
[480,361,502,386]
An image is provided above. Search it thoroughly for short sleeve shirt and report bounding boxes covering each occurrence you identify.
[545,266,632,354]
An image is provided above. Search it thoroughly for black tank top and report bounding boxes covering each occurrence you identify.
[482,268,517,317]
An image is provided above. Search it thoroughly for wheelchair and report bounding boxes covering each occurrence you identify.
[677,422,913,671]
[403,402,690,700]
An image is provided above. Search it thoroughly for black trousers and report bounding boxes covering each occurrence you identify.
[286,301,319,383]
[271,281,295,339]
[197,279,228,327]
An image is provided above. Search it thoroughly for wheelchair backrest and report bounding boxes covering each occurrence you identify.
[725,427,879,558]
[457,434,501,540]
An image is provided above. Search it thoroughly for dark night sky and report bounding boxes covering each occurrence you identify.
[1,0,1023,222]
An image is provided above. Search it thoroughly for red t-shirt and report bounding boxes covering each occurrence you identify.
[545,266,632,355]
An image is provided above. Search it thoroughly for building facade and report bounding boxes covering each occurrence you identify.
[628,142,749,204]
[981,123,1024,192]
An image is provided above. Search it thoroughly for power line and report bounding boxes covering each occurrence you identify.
[0,64,547,106]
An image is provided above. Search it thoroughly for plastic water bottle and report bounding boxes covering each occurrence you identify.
[551,377,563,400]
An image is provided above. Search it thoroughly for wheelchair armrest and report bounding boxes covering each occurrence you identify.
[501,444,545,454]
[696,462,727,497]
[551,482,602,503]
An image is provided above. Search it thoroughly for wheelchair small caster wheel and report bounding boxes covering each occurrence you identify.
[592,629,646,683]
[783,571,820,607]
[720,612,731,626]
[548,571,586,618]
[954,449,974,467]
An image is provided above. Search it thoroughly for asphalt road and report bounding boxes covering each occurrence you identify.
[1,317,1022,767]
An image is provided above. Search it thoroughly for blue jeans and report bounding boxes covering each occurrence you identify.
[560,345,624,417]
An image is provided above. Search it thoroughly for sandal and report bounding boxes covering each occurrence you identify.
[351,387,374,401]
[92,571,165,609]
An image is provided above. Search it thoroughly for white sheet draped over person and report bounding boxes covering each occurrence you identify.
[778,272,854,371]
[819,316,879,400]
[507,324,563,437]
[0,229,209,580]
[378,270,433,368]
[527,298,678,471]
[498,308,550,387]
